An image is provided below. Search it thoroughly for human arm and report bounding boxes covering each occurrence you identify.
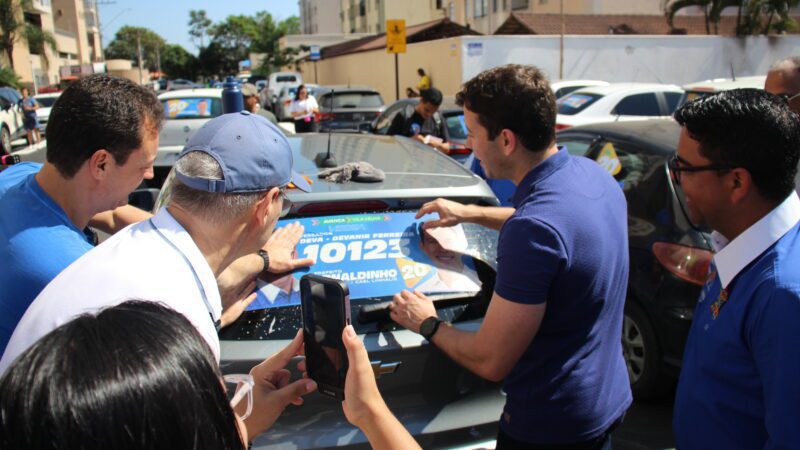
[89,204,153,234]
[415,198,514,231]
[341,325,422,450]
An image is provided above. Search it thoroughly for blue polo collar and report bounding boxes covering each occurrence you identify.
[512,146,569,208]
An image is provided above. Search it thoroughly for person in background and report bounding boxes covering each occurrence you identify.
[407,68,431,97]
[387,87,443,139]
[671,89,800,449]
[0,301,421,449]
[389,65,631,449]
[242,83,278,125]
[765,56,800,114]
[289,84,319,133]
[20,87,40,145]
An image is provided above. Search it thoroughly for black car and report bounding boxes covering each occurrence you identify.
[315,86,385,132]
[369,98,473,165]
[557,119,713,399]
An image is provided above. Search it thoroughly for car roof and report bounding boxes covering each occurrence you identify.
[551,80,610,89]
[573,83,683,95]
[558,118,680,154]
[682,75,766,92]
[158,88,222,99]
[317,85,377,92]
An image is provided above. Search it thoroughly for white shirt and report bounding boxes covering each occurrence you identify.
[0,208,222,373]
[711,192,800,289]
[289,96,318,120]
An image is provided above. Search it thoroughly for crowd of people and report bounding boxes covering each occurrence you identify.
[0,55,799,449]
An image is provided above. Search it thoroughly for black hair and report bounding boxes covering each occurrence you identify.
[418,68,425,76]
[419,87,443,107]
[674,88,800,203]
[46,74,165,178]
[295,84,308,101]
[0,301,246,450]
[456,64,556,153]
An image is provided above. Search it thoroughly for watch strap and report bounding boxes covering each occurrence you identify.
[257,249,269,273]
[421,317,443,341]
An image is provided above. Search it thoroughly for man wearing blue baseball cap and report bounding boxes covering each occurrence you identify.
[1,111,317,436]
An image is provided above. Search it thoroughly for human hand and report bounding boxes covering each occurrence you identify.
[263,222,315,274]
[389,290,437,334]
[219,278,257,328]
[341,325,389,429]
[415,198,470,229]
[411,134,426,143]
[245,330,318,436]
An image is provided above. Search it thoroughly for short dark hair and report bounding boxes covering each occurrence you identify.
[674,88,800,202]
[0,301,245,450]
[420,87,442,106]
[456,64,556,153]
[46,74,164,178]
[418,68,425,76]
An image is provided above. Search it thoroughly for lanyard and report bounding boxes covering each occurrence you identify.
[147,218,218,325]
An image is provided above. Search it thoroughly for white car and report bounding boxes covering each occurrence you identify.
[555,83,684,130]
[34,92,61,135]
[550,80,610,99]
[681,75,765,104]
[0,88,24,154]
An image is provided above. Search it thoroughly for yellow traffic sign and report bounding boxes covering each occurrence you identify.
[386,19,406,54]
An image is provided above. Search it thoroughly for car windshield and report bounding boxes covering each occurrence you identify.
[162,97,222,120]
[319,92,383,109]
[276,75,298,83]
[35,97,58,107]
[443,112,467,140]
[557,93,602,115]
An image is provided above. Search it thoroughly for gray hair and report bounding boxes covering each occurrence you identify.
[770,56,800,71]
[169,151,266,224]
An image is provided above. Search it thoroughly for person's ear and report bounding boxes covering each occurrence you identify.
[253,187,282,226]
[728,168,752,205]
[499,129,516,156]
[87,149,113,181]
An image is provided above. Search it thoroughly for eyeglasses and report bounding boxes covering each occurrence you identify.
[223,374,254,420]
[788,92,800,103]
[667,153,734,185]
[279,186,292,217]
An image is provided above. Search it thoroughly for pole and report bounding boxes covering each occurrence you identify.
[136,31,143,85]
[394,53,399,101]
[314,60,318,84]
[559,0,564,80]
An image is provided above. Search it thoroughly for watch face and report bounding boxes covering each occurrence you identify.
[421,317,436,338]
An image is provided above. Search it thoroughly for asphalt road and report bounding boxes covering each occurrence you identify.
[613,396,676,450]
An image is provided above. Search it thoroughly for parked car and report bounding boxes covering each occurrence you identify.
[556,119,714,399]
[550,79,610,99]
[265,71,303,112]
[147,132,503,449]
[33,92,61,135]
[154,89,224,187]
[0,87,24,155]
[314,85,385,132]
[167,79,203,91]
[555,83,684,130]
[680,75,765,105]
[369,97,473,165]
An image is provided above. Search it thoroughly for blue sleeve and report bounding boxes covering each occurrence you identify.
[494,216,567,304]
[470,157,485,178]
[748,286,800,449]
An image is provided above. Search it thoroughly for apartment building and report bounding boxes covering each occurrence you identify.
[340,0,448,34]
[3,0,102,89]
[300,0,343,34]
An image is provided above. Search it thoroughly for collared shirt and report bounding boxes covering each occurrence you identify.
[0,208,222,373]
[494,148,632,444]
[674,192,800,450]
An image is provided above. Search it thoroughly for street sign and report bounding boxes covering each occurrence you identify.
[386,19,406,54]
[310,45,321,61]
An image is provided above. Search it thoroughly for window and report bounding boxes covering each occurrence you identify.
[557,93,602,115]
[162,97,222,120]
[443,112,468,140]
[375,104,404,134]
[474,0,488,17]
[613,93,661,116]
[511,0,529,10]
[503,0,507,10]
[664,92,682,114]
[557,139,593,156]
[493,0,497,12]
[436,0,443,8]
[553,85,586,98]
[319,92,384,109]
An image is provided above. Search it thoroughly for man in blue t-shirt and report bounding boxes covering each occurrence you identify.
[671,89,800,449]
[389,65,631,448]
[0,75,166,354]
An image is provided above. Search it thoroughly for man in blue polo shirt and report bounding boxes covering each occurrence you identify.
[671,89,800,449]
[389,64,631,449]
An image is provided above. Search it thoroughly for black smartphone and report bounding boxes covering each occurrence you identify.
[300,274,351,400]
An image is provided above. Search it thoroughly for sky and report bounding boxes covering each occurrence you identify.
[97,0,300,55]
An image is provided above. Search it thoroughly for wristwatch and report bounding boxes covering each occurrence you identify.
[257,249,270,273]
[420,316,443,341]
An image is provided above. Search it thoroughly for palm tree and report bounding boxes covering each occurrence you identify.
[0,0,56,70]
[664,0,749,35]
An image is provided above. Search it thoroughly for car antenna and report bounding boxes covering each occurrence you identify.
[315,89,338,168]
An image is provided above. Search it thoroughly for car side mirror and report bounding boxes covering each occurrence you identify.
[128,188,160,212]
[358,122,373,134]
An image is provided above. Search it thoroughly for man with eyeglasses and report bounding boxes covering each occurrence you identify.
[765,56,800,114]
[671,89,800,449]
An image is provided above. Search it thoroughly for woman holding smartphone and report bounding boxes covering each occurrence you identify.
[289,84,319,133]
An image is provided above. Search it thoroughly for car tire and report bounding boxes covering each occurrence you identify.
[622,301,671,400]
[1,125,11,156]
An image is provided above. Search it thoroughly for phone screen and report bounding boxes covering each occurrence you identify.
[301,275,349,398]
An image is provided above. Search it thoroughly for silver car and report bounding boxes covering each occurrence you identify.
[150,133,503,449]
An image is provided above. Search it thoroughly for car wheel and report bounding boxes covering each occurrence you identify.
[0,126,11,156]
[622,302,670,400]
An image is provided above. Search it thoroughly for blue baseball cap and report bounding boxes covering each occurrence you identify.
[176,111,311,193]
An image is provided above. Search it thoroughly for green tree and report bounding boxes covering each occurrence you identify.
[188,9,212,50]
[160,44,198,80]
[250,13,300,74]
[104,26,166,71]
[665,0,744,34]
[0,0,56,69]
[0,65,21,88]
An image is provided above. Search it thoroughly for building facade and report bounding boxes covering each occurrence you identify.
[340,0,448,34]
[300,0,343,34]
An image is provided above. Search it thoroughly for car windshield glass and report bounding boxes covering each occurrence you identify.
[35,97,58,107]
[276,75,297,82]
[443,112,467,140]
[163,97,222,119]
[557,93,602,115]
[320,92,383,109]
[219,212,498,340]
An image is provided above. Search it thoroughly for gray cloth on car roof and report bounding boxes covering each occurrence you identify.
[318,162,385,183]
